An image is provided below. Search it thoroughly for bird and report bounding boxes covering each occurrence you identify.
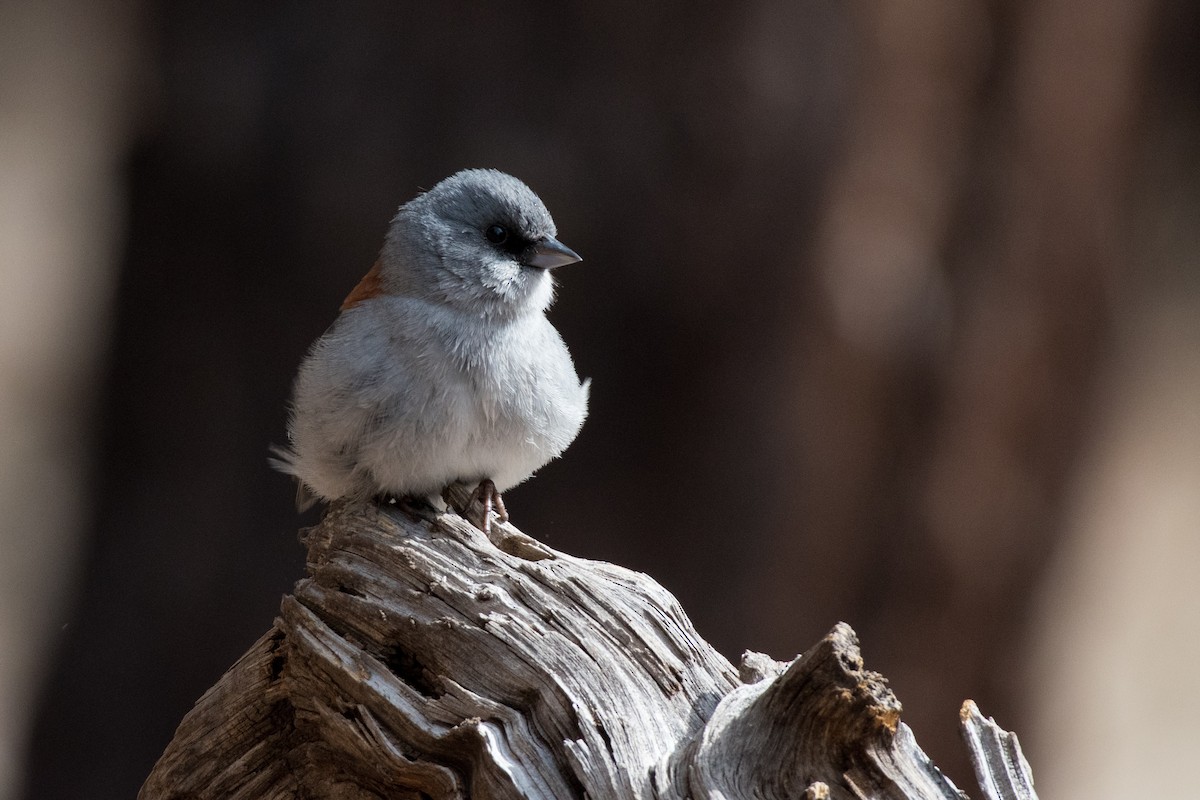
[272,169,589,533]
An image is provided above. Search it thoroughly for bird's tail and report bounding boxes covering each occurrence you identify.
[268,444,318,511]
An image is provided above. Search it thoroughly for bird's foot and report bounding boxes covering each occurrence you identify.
[440,480,554,561]
[440,480,511,536]
[471,478,508,535]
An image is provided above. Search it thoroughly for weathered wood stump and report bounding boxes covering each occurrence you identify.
[140,492,1037,799]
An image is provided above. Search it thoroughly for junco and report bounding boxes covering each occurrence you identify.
[273,169,589,532]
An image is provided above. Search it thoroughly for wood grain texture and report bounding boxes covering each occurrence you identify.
[960,701,1039,800]
[140,496,1037,799]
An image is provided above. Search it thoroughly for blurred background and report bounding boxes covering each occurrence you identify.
[2,1,1198,797]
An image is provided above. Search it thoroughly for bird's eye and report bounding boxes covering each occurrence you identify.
[485,224,509,244]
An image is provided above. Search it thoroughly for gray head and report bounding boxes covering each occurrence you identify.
[379,169,581,319]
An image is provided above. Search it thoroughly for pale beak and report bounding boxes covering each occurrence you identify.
[523,237,582,270]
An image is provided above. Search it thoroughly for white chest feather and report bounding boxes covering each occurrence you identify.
[287,297,588,500]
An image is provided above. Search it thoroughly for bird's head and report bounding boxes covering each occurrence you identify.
[379,169,581,320]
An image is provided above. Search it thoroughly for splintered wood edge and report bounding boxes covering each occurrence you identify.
[684,623,970,800]
[960,700,1040,800]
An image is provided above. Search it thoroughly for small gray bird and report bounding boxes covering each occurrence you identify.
[273,169,589,531]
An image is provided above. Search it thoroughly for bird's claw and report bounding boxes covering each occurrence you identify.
[471,478,507,535]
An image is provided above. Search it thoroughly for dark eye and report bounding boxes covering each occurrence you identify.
[485,224,508,244]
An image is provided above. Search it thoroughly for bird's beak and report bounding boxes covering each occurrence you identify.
[523,237,582,270]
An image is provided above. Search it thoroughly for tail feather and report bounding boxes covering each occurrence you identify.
[268,444,318,511]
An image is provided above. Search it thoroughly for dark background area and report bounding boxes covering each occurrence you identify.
[4,1,1199,798]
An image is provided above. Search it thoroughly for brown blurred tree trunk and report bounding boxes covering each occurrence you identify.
[755,0,1158,778]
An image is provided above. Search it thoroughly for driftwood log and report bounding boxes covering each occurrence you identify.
[140,490,1038,799]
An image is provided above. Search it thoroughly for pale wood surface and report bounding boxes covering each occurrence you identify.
[140,496,1037,799]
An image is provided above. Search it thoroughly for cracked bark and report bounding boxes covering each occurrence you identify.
[139,493,1038,800]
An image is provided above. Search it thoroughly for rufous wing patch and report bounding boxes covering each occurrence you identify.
[341,260,386,310]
